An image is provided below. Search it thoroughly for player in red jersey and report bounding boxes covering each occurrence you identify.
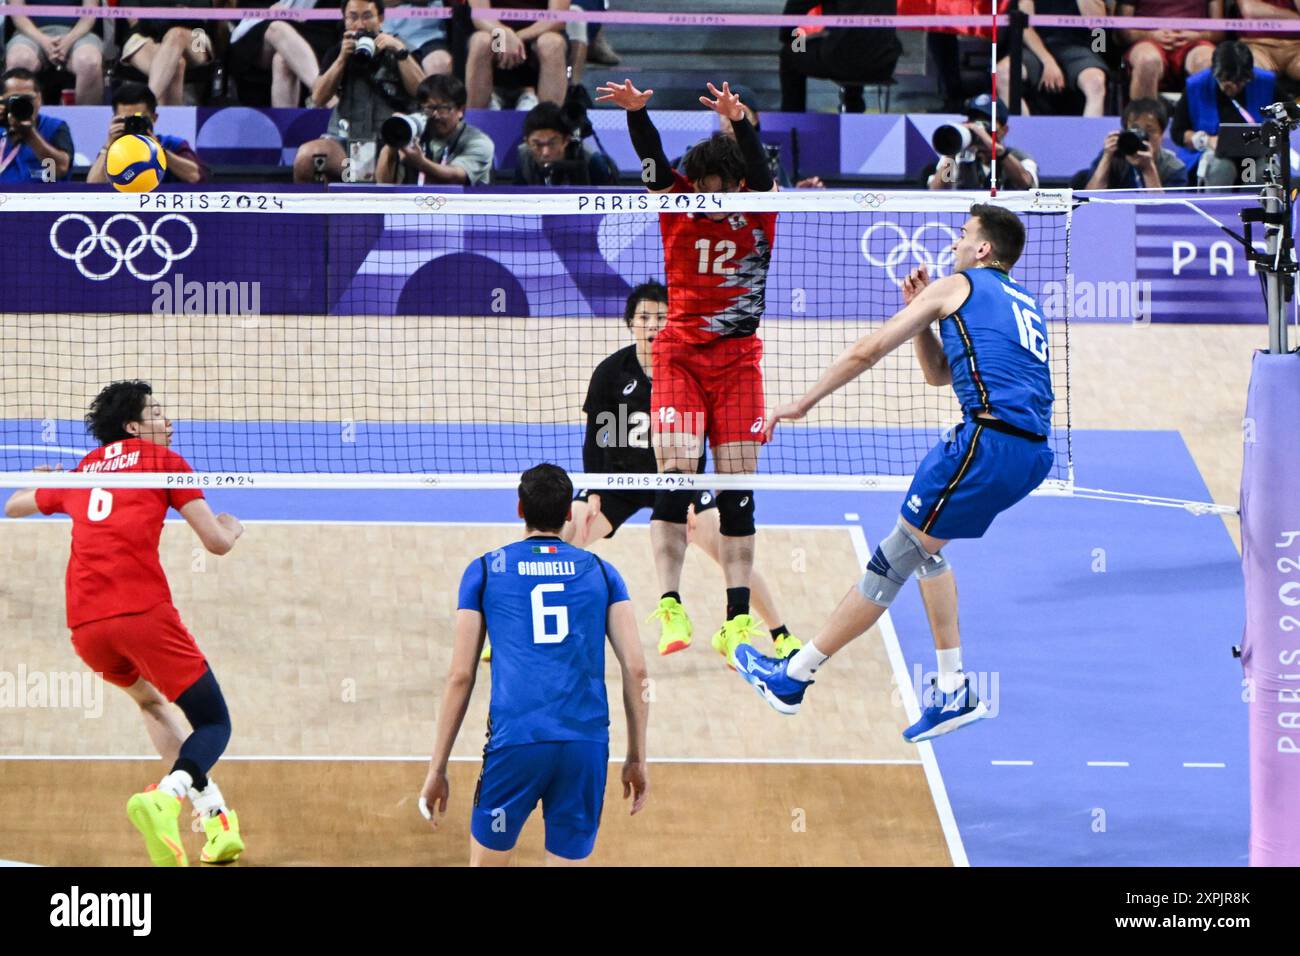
[5,381,246,866]
[594,78,789,668]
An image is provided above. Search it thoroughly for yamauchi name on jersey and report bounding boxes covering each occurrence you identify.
[81,450,143,474]
[517,560,578,576]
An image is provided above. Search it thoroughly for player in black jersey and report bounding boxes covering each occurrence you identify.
[566,282,801,659]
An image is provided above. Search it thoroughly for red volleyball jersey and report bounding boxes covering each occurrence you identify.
[660,171,777,344]
[35,439,205,629]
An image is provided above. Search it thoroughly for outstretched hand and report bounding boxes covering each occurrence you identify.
[595,79,654,111]
[699,81,744,121]
[763,401,808,442]
[900,264,931,306]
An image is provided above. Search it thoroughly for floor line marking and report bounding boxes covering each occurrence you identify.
[991,760,1034,766]
[1086,761,1130,767]
[1183,762,1227,768]
[0,754,924,766]
[848,523,969,868]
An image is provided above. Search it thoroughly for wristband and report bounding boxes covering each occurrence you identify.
[1192,131,1209,151]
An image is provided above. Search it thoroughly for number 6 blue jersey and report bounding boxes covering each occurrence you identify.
[941,268,1055,437]
[457,536,630,753]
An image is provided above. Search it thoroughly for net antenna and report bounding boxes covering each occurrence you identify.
[1217,100,1300,354]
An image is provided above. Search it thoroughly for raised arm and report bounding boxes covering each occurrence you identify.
[765,272,969,439]
[420,607,485,829]
[606,599,649,815]
[179,498,244,556]
[595,80,674,191]
[701,81,775,191]
[902,265,952,386]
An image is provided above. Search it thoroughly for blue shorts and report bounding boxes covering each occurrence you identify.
[471,740,608,860]
[901,421,1054,540]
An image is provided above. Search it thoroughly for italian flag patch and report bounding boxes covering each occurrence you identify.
[533,545,559,554]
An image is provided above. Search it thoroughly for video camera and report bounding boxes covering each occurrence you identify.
[4,94,35,125]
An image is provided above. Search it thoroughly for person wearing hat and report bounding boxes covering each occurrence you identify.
[927,94,1039,191]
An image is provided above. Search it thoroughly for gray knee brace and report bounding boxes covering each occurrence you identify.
[914,549,951,580]
[857,519,938,607]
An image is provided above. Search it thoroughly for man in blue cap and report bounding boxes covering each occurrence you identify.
[927,94,1039,191]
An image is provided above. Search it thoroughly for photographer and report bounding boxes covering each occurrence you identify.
[1172,40,1275,187]
[375,73,494,184]
[86,82,207,186]
[513,102,615,186]
[292,0,427,183]
[1082,98,1187,190]
[926,94,1038,191]
[0,68,72,183]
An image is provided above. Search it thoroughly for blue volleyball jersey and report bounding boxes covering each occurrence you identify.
[941,268,1054,436]
[457,536,630,752]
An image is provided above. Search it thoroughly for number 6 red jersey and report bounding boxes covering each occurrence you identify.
[34,438,205,629]
[660,171,777,344]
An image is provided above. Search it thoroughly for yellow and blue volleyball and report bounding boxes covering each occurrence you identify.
[106,133,167,193]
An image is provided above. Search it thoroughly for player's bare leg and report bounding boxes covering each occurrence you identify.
[687,507,799,654]
[649,437,701,654]
[123,678,187,766]
[708,439,765,667]
[470,836,514,867]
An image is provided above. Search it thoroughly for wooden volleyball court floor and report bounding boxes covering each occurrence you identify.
[0,324,1256,866]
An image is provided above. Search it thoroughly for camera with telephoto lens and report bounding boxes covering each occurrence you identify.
[4,94,35,125]
[1117,126,1149,157]
[352,31,378,63]
[932,119,988,158]
[122,113,153,137]
[380,113,424,149]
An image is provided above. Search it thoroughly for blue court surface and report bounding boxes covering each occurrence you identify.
[1,426,1246,866]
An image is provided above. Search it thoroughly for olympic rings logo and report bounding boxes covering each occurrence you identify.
[852,192,886,209]
[414,195,448,210]
[49,213,199,282]
[860,221,960,284]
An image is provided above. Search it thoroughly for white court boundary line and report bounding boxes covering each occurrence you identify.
[847,523,969,868]
[0,754,921,766]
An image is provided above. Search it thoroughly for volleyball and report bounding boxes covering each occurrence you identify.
[106,133,167,193]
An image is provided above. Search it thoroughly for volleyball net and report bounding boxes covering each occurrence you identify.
[0,188,1072,491]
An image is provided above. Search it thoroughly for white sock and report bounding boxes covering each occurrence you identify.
[158,770,193,801]
[189,779,227,818]
[787,640,830,682]
[936,647,964,694]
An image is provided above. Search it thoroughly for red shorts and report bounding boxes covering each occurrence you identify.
[1125,39,1214,81]
[71,601,208,702]
[651,332,766,449]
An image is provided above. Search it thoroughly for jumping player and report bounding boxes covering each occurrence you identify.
[420,463,649,865]
[594,78,778,669]
[734,205,1055,742]
[567,280,801,659]
[4,381,246,864]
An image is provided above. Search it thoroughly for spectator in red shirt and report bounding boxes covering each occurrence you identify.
[1240,0,1300,81]
[1118,0,1224,100]
[5,382,246,867]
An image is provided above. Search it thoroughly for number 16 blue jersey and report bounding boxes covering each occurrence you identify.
[941,267,1054,436]
[457,536,630,753]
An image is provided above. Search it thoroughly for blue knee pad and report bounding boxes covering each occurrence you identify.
[174,667,232,786]
[716,490,755,537]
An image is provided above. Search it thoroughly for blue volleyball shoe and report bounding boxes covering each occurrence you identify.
[902,676,989,743]
[733,644,812,715]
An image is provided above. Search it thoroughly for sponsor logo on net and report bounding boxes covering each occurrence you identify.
[50,213,198,281]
